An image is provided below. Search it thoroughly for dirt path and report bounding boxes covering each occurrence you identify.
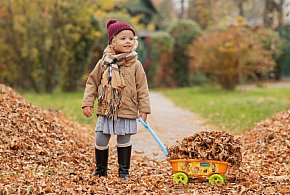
[109,91,214,160]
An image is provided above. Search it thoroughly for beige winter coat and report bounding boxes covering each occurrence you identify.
[82,59,151,119]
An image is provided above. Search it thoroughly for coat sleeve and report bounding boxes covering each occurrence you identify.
[82,60,103,108]
[135,61,151,114]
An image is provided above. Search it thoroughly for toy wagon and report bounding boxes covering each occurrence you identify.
[138,118,229,185]
[170,159,228,185]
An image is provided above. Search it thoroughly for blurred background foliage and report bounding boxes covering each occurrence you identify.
[167,19,202,87]
[188,23,282,89]
[0,0,290,93]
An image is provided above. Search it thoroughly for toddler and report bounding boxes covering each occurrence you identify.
[82,19,151,178]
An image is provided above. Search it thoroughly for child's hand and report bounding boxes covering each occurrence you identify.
[83,106,93,117]
[138,112,147,122]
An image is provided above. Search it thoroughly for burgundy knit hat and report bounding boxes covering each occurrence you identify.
[106,19,136,44]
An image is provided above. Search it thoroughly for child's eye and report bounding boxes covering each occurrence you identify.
[129,38,134,41]
[120,38,126,40]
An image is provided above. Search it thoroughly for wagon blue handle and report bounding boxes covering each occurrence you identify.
[138,117,168,156]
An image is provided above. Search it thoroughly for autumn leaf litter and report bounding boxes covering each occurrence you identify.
[167,131,243,168]
[0,84,289,194]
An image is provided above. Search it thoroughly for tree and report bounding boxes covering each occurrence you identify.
[187,0,239,29]
[188,25,282,89]
[154,0,175,30]
[0,0,99,92]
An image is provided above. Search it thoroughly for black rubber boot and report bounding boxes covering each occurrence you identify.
[117,146,132,179]
[93,148,108,177]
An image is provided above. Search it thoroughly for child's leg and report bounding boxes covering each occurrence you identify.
[116,134,131,147]
[117,135,132,178]
[95,131,111,149]
[93,132,111,177]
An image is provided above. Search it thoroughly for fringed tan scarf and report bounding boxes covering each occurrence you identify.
[98,46,138,119]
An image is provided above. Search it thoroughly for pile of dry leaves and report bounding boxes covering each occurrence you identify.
[238,111,290,194]
[0,83,289,194]
[167,131,242,167]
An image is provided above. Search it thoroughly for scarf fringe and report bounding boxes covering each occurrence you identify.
[99,86,122,119]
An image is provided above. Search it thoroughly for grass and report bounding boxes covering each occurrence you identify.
[19,86,290,134]
[20,90,96,127]
[162,86,290,134]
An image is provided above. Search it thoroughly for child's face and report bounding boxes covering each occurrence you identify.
[112,30,135,53]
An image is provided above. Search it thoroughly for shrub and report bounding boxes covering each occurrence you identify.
[277,26,290,77]
[142,31,174,87]
[253,27,283,80]
[189,71,207,86]
[188,26,279,90]
[167,19,202,86]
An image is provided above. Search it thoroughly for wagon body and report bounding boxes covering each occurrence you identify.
[170,159,229,184]
[170,159,228,177]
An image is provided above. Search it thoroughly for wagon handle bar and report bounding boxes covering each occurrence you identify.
[138,117,168,156]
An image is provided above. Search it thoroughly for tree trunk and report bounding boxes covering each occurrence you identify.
[238,0,245,17]
[263,0,284,28]
[277,0,284,29]
[180,0,185,19]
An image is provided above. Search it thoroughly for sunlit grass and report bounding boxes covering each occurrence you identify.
[20,86,290,134]
[20,90,96,127]
[162,86,290,134]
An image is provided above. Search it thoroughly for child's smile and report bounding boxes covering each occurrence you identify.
[112,30,135,53]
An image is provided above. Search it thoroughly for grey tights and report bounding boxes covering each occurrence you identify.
[95,131,131,150]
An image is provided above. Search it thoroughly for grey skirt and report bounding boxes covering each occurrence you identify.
[95,116,137,135]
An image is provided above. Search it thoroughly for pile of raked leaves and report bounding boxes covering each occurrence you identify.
[167,131,242,167]
[0,83,289,194]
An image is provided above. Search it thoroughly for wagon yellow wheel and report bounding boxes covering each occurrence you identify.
[173,172,188,184]
[209,174,224,185]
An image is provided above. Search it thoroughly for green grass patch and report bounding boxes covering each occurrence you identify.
[162,87,290,134]
[20,90,96,127]
[19,86,290,134]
